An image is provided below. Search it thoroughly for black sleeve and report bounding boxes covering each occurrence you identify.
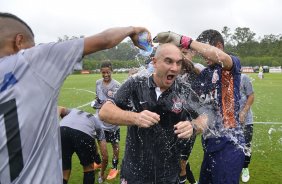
[113,77,135,110]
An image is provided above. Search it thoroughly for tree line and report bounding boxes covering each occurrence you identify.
[58,26,282,70]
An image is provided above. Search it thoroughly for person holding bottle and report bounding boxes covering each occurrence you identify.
[0,12,150,184]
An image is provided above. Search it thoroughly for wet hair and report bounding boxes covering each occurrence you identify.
[181,59,194,73]
[196,29,224,48]
[100,60,113,70]
[0,12,34,37]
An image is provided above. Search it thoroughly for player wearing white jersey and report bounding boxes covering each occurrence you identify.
[91,61,121,182]
[239,74,255,183]
[59,107,103,184]
[0,12,151,184]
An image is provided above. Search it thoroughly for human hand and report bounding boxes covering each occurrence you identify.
[174,121,194,139]
[153,31,193,49]
[91,99,103,109]
[130,27,152,50]
[192,114,208,133]
[239,111,246,124]
[134,110,160,128]
[174,114,208,138]
[107,90,114,97]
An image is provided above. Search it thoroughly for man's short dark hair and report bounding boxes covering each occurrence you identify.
[0,12,34,37]
[196,29,224,48]
[100,60,112,70]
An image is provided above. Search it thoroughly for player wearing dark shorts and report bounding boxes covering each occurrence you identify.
[92,61,121,183]
[61,127,98,169]
[59,107,102,184]
[179,135,197,184]
[239,74,255,182]
[153,30,245,184]
[104,128,120,143]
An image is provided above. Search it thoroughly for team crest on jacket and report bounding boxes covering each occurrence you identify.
[171,98,183,114]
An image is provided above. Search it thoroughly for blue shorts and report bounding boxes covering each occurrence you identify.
[199,139,245,184]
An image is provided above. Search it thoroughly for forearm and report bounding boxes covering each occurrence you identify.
[242,93,255,114]
[190,40,233,70]
[99,101,137,126]
[191,114,208,134]
[83,26,135,55]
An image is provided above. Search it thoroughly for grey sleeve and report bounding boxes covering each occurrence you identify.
[243,75,254,96]
[23,39,84,89]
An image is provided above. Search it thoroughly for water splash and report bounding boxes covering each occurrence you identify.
[268,127,276,135]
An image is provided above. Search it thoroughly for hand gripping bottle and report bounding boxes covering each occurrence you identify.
[138,32,153,57]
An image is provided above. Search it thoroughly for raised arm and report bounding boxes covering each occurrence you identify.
[190,40,233,70]
[83,26,151,56]
[153,31,233,70]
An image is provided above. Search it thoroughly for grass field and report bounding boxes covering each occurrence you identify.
[58,72,282,184]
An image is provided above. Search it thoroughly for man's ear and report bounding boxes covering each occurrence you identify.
[215,42,224,50]
[13,34,24,51]
[152,57,157,65]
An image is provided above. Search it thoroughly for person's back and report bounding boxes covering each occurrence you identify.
[0,21,84,184]
[59,108,102,184]
[60,109,98,137]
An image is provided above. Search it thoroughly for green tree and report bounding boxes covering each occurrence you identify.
[232,27,256,45]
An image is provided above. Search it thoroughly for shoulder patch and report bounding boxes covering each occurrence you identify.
[0,72,18,92]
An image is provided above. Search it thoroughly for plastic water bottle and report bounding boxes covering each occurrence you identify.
[138,32,153,57]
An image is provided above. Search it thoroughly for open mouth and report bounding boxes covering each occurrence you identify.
[167,75,175,81]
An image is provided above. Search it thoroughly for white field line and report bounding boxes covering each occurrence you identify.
[63,88,95,109]
[254,122,282,125]
[64,87,96,94]
[76,101,92,109]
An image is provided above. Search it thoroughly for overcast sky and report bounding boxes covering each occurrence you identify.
[1,0,281,44]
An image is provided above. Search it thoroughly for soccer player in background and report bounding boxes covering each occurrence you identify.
[178,49,205,184]
[91,61,121,183]
[59,107,102,184]
[258,65,264,79]
[239,73,255,183]
[0,12,150,184]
